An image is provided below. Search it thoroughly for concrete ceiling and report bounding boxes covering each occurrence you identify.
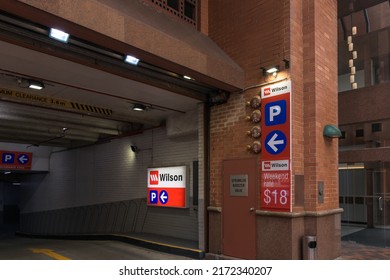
[0,37,202,148]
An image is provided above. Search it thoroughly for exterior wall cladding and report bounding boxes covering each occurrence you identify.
[14,0,341,259]
[207,0,341,259]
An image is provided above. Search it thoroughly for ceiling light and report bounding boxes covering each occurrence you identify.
[132,103,147,111]
[183,75,193,80]
[49,28,70,43]
[28,80,45,90]
[124,55,140,65]
[4,171,11,175]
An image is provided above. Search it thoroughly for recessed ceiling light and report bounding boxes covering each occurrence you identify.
[183,75,193,80]
[125,55,140,65]
[132,103,147,111]
[49,28,70,43]
[28,80,45,90]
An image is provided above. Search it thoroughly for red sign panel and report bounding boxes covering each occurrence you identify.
[0,150,33,170]
[147,187,186,208]
[260,81,292,212]
[261,170,291,211]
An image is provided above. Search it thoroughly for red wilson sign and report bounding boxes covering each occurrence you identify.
[260,80,292,212]
[147,166,188,208]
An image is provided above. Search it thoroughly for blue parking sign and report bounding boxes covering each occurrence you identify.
[265,100,286,126]
[149,190,158,204]
[2,153,15,164]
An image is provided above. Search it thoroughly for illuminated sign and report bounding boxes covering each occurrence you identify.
[0,150,33,170]
[147,166,188,208]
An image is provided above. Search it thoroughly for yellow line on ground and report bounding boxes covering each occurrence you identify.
[113,234,204,253]
[30,248,71,260]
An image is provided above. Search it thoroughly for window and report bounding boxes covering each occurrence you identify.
[146,0,197,27]
[372,123,382,132]
[355,129,364,137]
[184,1,196,20]
[167,0,179,10]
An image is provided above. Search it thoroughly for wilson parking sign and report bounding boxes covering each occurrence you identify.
[260,80,292,212]
[147,166,188,208]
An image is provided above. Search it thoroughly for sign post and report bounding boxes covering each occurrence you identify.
[261,81,292,212]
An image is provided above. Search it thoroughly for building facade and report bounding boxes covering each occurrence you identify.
[338,1,390,248]
[1,0,387,259]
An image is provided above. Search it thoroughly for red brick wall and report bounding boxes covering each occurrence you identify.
[208,0,339,211]
[208,0,290,208]
[208,0,290,85]
[207,0,340,258]
[301,0,339,211]
[199,0,209,35]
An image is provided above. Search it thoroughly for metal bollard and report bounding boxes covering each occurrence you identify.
[302,235,317,260]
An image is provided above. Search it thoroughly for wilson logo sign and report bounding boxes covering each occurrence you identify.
[149,171,159,185]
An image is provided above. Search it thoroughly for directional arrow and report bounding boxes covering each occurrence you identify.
[265,130,287,155]
[159,190,168,204]
[18,154,29,164]
[267,133,284,152]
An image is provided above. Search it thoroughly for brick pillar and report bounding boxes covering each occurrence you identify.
[207,0,341,259]
[299,0,342,259]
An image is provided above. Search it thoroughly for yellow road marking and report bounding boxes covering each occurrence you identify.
[30,248,71,260]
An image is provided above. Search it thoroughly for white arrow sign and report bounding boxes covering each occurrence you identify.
[267,132,285,152]
[18,154,29,164]
[160,191,168,204]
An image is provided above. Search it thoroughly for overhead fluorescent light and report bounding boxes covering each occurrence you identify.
[183,75,193,80]
[49,28,70,43]
[124,55,140,65]
[28,80,45,90]
[4,171,11,175]
[132,103,146,111]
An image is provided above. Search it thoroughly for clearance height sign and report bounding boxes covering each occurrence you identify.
[260,80,292,212]
[147,166,188,208]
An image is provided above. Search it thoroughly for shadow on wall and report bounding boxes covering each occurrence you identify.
[19,198,148,235]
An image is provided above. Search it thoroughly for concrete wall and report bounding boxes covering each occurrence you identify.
[20,125,200,241]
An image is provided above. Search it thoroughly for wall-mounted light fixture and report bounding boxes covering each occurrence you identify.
[130,145,139,153]
[261,65,280,77]
[323,124,342,138]
[132,103,147,111]
[49,28,70,43]
[130,145,152,153]
[28,79,45,90]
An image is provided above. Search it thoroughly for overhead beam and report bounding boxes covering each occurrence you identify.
[338,0,387,18]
